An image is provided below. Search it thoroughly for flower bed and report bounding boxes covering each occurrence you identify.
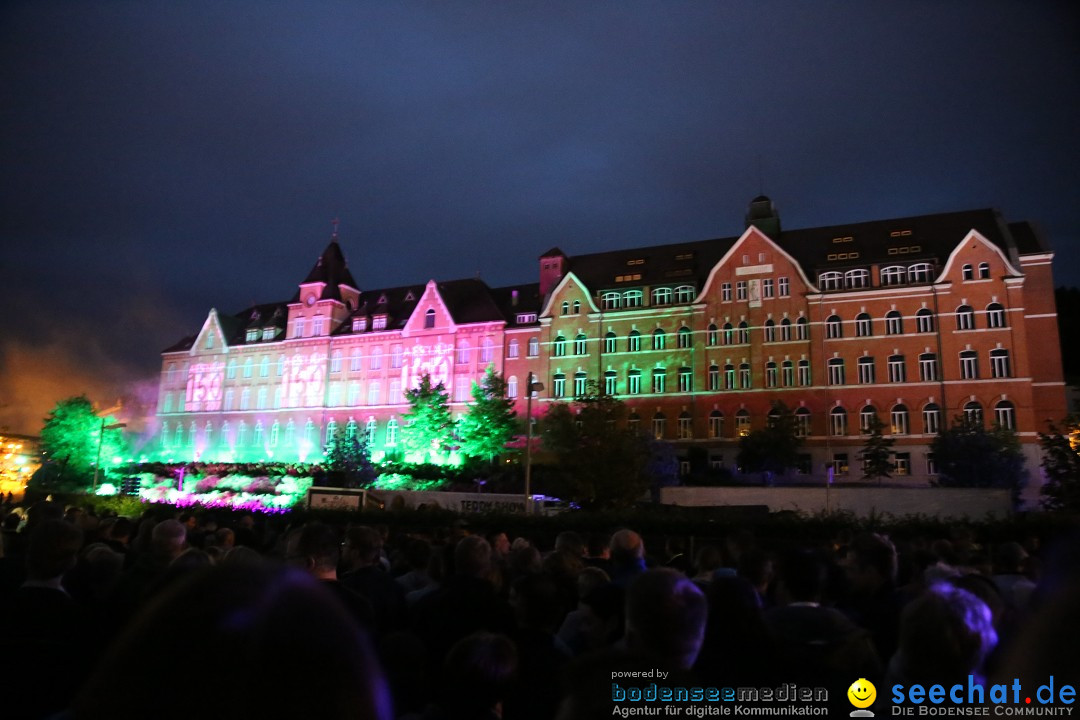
[136,471,312,513]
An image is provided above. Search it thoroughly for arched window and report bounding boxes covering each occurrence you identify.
[909,263,933,284]
[826,315,843,339]
[678,367,693,392]
[386,418,399,446]
[986,303,1006,328]
[601,292,621,310]
[604,370,617,395]
[885,310,903,335]
[857,356,875,384]
[994,400,1016,430]
[675,285,695,303]
[652,287,672,306]
[627,330,641,352]
[708,410,724,439]
[765,361,778,388]
[739,363,751,388]
[979,262,990,280]
[963,401,983,426]
[859,405,878,433]
[480,338,495,363]
[253,421,264,447]
[652,412,667,439]
[830,406,848,436]
[507,376,518,398]
[735,409,751,437]
[764,319,775,343]
[552,373,566,398]
[677,326,692,349]
[677,411,693,439]
[960,350,979,379]
[561,301,570,315]
[553,335,566,357]
[795,407,811,437]
[780,317,792,341]
[325,419,338,446]
[990,348,1011,378]
[424,308,436,329]
[574,371,588,397]
[962,264,974,281]
[574,333,587,355]
[855,313,872,337]
[796,316,809,340]
[604,332,617,353]
[827,357,845,385]
[572,300,581,314]
[708,363,720,390]
[628,368,642,394]
[916,308,935,333]
[846,269,869,289]
[652,328,666,350]
[623,290,643,308]
[956,305,975,330]
[880,266,906,286]
[737,321,750,344]
[819,271,842,291]
[707,323,718,346]
[722,322,734,345]
[891,404,909,435]
[724,363,736,390]
[528,337,539,357]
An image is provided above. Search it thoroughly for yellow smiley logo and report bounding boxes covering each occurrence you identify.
[848,678,876,709]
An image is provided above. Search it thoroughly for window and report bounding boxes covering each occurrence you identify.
[604,332,617,354]
[552,373,566,398]
[722,323,734,345]
[390,344,404,368]
[881,266,906,286]
[919,353,938,382]
[528,337,539,357]
[312,316,325,337]
[424,308,436,329]
[243,357,253,378]
[678,367,693,392]
[293,317,305,338]
[604,370,617,395]
[894,453,910,476]
[652,367,666,393]
[553,336,566,357]
[782,360,795,387]
[350,349,362,371]
[676,285,695,303]
[795,407,812,437]
[457,342,471,364]
[778,277,790,297]
[367,381,381,405]
[739,363,751,388]
[962,264,973,281]
[226,360,237,380]
[601,292,621,310]
[372,315,387,331]
[237,421,247,447]
[735,410,751,437]
[995,400,1016,430]
[830,407,848,436]
[347,382,360,406]
[627,330,641,352]
[246,328,258,343]
[885,311,903,335]
[909,263,933,284]
[960,350,979,379]
[888,355,906,383]
[858,356,876,384]
[304,419,316,447]
[205,333,214,350]
[764,319,775,343]
[986,303,1006,328]
[780,318,791,341]
[721,283,732,302]
[706,323,718,346]
[846,269,869,289]
[572,300,581,314]
[574,372,588,397]
[628,413,640,431]
[623,290,643,308]
[819,272,842,291]
[256,388,267,410]
[652,329,666,350]
[736,281,748,301]
[964,401,983,426]
[330,351,342,373]
[956,305,975,330]
[796,316,809,341]
[652,287,672,306]
[507,376,518,398]
[828,358,845,385]
[389,379,402,403]
[366,417,377,439]
[724,364,736,390]
[652,413,667,440]
[979,262,990,280]
[762,278,774,298]
[678,326,692,349]
[923,403,941,434]
[370,347,383,370]
[708,411,723,438]
[345,419,356,440]
[163,393,174,414]
[737,321,750,344]
[990,348,1011,378]
[678,412,693,439]
[860,406,878,433]
[574,334,587,355]
[916,309,935,333]
[508,339,520,358]
[798,359,811,386]
[352,317,367,333]
[561,301,569,316]
[628,369,641,394]
[708,363,720,390]
[765,361,778,388]
[269,421,280,447]
[328,383,341,407]
[855,313,872,337]
[826,315,842,339]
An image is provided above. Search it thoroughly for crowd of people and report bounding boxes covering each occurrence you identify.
[0,499,1076,719]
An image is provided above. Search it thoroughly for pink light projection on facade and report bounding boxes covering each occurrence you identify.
[185,362,224,412]
[282,352,326,407]
[403,341,453,390]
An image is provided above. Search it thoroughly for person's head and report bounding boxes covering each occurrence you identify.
[71,564,392,720]
[897,583,997,684]
[487,531,511,557]
[287,522,340,577]
[454,535,494,580]
[151,519,187,561]
[555,531,585,557]
[26,519,83,582]
[576,566,611,601]
[780,548,827,603]
[693,544,722,576]
[848,532,898,593]
[214,527,235,550]
[110,517,133,543]
[510,573,565,632]
[609,529,645,568]
[441,633,517,717]
[625,568,707,670]
[343,526,383,569]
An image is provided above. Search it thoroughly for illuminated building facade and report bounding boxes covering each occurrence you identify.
[0,433,40,499]
[156,198,1064,483]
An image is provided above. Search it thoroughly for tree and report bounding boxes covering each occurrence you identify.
[401,374,454,463]
[736,402,802,478]
[32,395,127,492]
[457,367,517,465]
[1038,418,1080,512]
[859,415,895,484]
[540,383,652,509]
[323,430,377,488]
[931,416,1026,504]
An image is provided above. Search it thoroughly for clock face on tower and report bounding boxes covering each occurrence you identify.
[305,294,316,306]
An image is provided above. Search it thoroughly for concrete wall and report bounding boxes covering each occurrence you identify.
[659,485,1013,519]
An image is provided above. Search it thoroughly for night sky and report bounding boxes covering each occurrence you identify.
[1,1,1077,436]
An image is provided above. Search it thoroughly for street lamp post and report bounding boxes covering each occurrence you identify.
[92,419,127,493]
[523,371,544,513]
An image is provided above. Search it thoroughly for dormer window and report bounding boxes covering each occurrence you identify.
[652,287,672,306]
[262,327,276,341]
[378,294,388,304]
[312,316,326,337]
[205,333,214,350]
[675,285,695,303]
[516,312,537,324]
[352,317,367,333]
[373,315,387,331]
[246,329,259,342]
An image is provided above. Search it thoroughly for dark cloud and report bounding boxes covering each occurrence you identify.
[1,0,1077,434]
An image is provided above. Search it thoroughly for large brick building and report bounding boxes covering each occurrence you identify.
[155,197,1064,484]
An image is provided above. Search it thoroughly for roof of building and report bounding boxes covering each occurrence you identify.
[298,239,359,301]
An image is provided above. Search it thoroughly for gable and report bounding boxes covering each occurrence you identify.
[191,309,230,356]
[539,271,600,318]
[698,226,818,301]
[402,280,457,336]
